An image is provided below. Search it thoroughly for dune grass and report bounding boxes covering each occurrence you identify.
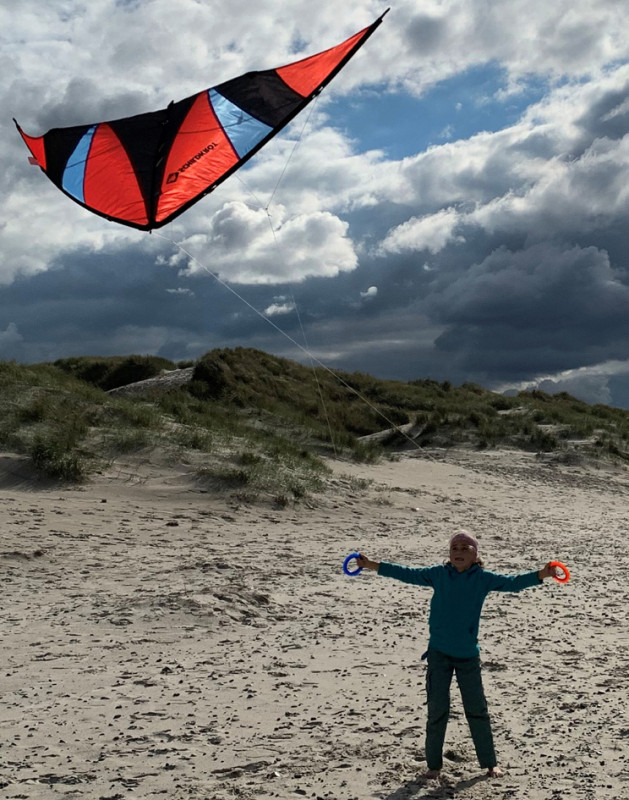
[1,349,629,495]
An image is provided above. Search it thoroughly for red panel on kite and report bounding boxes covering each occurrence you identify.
[277,27,371,97]
[84,124,148,227]
[19,129,47,171]
[156,92,237,226]
[14,11,387,231]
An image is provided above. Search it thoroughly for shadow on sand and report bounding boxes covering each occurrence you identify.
[0,454,58,491]
[383,773,487,799]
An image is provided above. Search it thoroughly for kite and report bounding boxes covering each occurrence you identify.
[15,11,387,231]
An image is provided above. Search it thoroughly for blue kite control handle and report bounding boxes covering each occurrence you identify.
[343,552,363,576]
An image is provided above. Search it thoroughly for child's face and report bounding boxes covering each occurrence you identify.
[449,541,477,572]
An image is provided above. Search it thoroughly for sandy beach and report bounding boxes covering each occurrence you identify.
[1,447,628,799]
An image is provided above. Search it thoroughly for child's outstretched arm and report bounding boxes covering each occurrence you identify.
[356,553,380,571]
[356,555,438,587]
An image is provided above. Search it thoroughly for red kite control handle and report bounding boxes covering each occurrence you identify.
[549,561,570,583]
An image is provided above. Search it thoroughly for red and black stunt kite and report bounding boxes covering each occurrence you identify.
[15,12,387,231]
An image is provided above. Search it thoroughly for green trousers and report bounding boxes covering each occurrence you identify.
[425,648,497,770]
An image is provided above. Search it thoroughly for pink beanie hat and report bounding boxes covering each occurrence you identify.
[449,531,479,552]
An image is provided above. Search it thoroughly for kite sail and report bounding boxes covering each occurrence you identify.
[15,11,387,231]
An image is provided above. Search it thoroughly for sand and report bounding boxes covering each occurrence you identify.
[1,447,628,799]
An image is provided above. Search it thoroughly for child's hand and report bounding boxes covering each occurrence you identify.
[538,562,560,580]
[356,553,379,571]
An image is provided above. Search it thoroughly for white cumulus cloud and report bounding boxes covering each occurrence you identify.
[168,202,357,285]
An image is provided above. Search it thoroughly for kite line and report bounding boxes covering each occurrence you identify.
[152,229,423,453]
[234,92,342,455]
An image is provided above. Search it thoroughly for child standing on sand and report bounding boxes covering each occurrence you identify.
[356,532,561,779]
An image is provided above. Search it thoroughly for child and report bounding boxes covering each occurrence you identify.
[355,531,561,780]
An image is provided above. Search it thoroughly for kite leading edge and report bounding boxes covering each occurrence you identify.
[14,10,388,231]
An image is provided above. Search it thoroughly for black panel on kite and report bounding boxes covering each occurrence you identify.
[15,11,387,231]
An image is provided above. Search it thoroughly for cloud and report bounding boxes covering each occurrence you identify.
[379,208,465,255]
[391,0,627,93]
[0,323,23,358]
[537,375,612,405]
[498,359,629,406]
[168,201,358,285]
[264,298,296,316]
[428,243,629,363]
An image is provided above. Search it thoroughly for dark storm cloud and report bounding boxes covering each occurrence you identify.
[363,237,629,389]
[270,239,629,391]
[577,86,629,139]
[0,240,383,365]
[0,248,248,362]
[430,244,629,332]
[281,241,629,387]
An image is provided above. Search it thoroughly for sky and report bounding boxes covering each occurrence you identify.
[2,0,629,407]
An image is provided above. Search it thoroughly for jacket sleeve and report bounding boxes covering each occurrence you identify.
[483,569,542,593]
[377,561,440,587]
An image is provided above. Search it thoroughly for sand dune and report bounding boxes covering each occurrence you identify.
[1,448,628,799]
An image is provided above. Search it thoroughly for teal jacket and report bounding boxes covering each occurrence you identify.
[377,561,542,658]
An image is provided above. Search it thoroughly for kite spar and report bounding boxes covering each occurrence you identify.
[14,10,388,231]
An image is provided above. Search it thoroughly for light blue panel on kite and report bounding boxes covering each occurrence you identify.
[62,125,97,203]
[209,89,272,158]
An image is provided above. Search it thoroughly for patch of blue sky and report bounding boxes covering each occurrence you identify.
[325,62,550,159]
[288,34,309,55]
